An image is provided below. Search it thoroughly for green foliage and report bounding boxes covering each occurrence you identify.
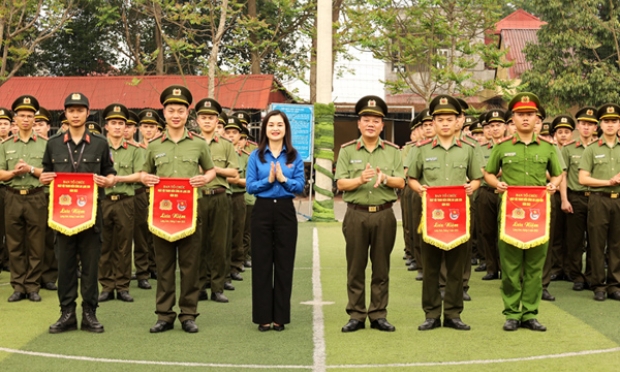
[346,0,508,101]
[520,0,620,114]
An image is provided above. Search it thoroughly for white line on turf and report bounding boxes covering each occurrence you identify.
[311,227,327,372]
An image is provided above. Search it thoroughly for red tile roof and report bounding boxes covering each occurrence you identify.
[501,29,540,79]
[0,74,291,111]
[495,9,546,34]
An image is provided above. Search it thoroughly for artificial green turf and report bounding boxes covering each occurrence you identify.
[1,222,620,371]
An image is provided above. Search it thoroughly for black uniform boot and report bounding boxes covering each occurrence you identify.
[81,305,104,333]
[49,304,78,334]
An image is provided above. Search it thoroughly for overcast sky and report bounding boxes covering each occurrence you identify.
[284,49,385,103]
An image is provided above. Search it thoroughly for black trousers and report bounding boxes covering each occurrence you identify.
[251,197,297,325]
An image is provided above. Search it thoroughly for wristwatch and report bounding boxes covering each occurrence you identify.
[382,176,388,186]
[30,166,35,174]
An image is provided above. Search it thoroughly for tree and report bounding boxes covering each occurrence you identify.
[0,0,74,82]
[345,0,511,101]
[520,0,620,113]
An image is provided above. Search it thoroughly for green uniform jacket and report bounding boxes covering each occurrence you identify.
[335,137,404,205]
[485,133,564,186]
[231,149,248,194]
[561,140,591,192]
[0,133,46,189]
[143,129,214,177]
[201,134,238,191]
[106,138,144,196]
[407,136,483,186]
[578,137,620,193]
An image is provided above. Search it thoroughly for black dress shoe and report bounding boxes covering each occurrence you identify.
[541,289,555,301]
[471,258,478,265]
[211,292,229,303]
[482,273,499,280]
[43,282,58,290]
[418,318,441,331]
[370,318,395,332]
[138,279,152,290]
[150,320,174,333]
[341,319,365,332]
[182,319,198,333]
[608,291,620,301]
[258,323,271,332]
[273,323,285,332]
[198,290,209,301]
[572,282,585,291]
[474,263,487,272]
[98,291,114,302]
[131,273,137,280]
[117,291,134,302]
[150,271,158,279]
[443,318,471,330]
[231,272,243,281]
[244,260,252,268]
[405,257,413,266]
[521,319,546,331]
[407,262,418,271]
[463,290,471,301]
[49,306,77,334]
[29,292,41,302]
[239,265,245,273]
[7,292,26,302]
[415,271,423,281]
[503,319,520,331]
[224,282,235,291]
[594,291,606,301]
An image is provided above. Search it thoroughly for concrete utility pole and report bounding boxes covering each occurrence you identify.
[312,0,336,222]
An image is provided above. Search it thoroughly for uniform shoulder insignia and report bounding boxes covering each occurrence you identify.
[127,141,140,148]
[497,135,513,144]
[193,133,205,140]
[383,140,399,149]
[149,134,162,142]
[465,134,477,141]
[538,136,554,144]
[2,135,14,143]
[460,138,476,147]
[564,140,576,146]
[416,138,432,147]
[242,149,252,156]
[341,139,356,148]
[220,136,232,143]
[405,140,415,146]
[248,140,257,145]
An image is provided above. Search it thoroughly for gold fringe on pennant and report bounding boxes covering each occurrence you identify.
[421,189,471,251]
[148,185,198,242]
[47,176,98,236]
[499,190,551,249]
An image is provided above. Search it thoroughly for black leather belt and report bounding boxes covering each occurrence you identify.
[6,186,44,196]
[135,187,149,195]
[594,192,619,199]
[481,186,499,194]
[231,192,245,197]
[347,202,393,213]
[202,187,226,196]
[568,190,591,197]
[105,194,131,201]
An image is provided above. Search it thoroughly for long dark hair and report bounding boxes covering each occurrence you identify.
[257,110,298,164]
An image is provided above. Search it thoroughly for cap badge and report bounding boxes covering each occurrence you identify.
[521,96,530,103]
[439,97,448,105]
[492,112,499,117]
[368,100,376,108]
[607,106,615,114]
[586,109,594,116]
[0,110,3,115]
[113,106,121,112]
[24,97,31,104]
[72,93,81,100]
[204,101,211,107]
[146,112,152,117]
[228,118,234,124]
[172,89,181,96]
[88,124,94,129]
[466,118,471,123]
[561,117,567,123]
[237,113,243,118]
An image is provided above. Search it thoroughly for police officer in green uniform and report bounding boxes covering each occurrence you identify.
[476,109,505,281]
[41,93,117,333]
[194,98,239,303]
[578,103,620,302]
[133,109,161,289]
[408,95,482,331]
[224,116,249,281]
[401,113,420,270]
[98,104,144,303]
[335,96,405,333]
[484,92,564,332]
[561,108,597,291]
[141,85,216,333]
[0,108,12,274]
[0,95,47,302]
[240,126,256,268]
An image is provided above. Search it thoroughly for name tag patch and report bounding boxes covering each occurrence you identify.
[595,154,605,159]
[350,159,362,164]
[5,150,15,154]
[155,153,166,159]
[504,152,516,157]
[425,157,437,162]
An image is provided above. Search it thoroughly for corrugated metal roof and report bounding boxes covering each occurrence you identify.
[501,29,539,79]
[495,9,545,34]
[0,75,290,111]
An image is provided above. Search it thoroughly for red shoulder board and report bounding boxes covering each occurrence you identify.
[383,140,399,149]
[538,136,555,145]
[564,140,576,146]
[242,149,251,156]
[248,140,257,145]
[341,139,356,148]
[460,138,476,147]
[497,135,513,144]
[416,138,433,147]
